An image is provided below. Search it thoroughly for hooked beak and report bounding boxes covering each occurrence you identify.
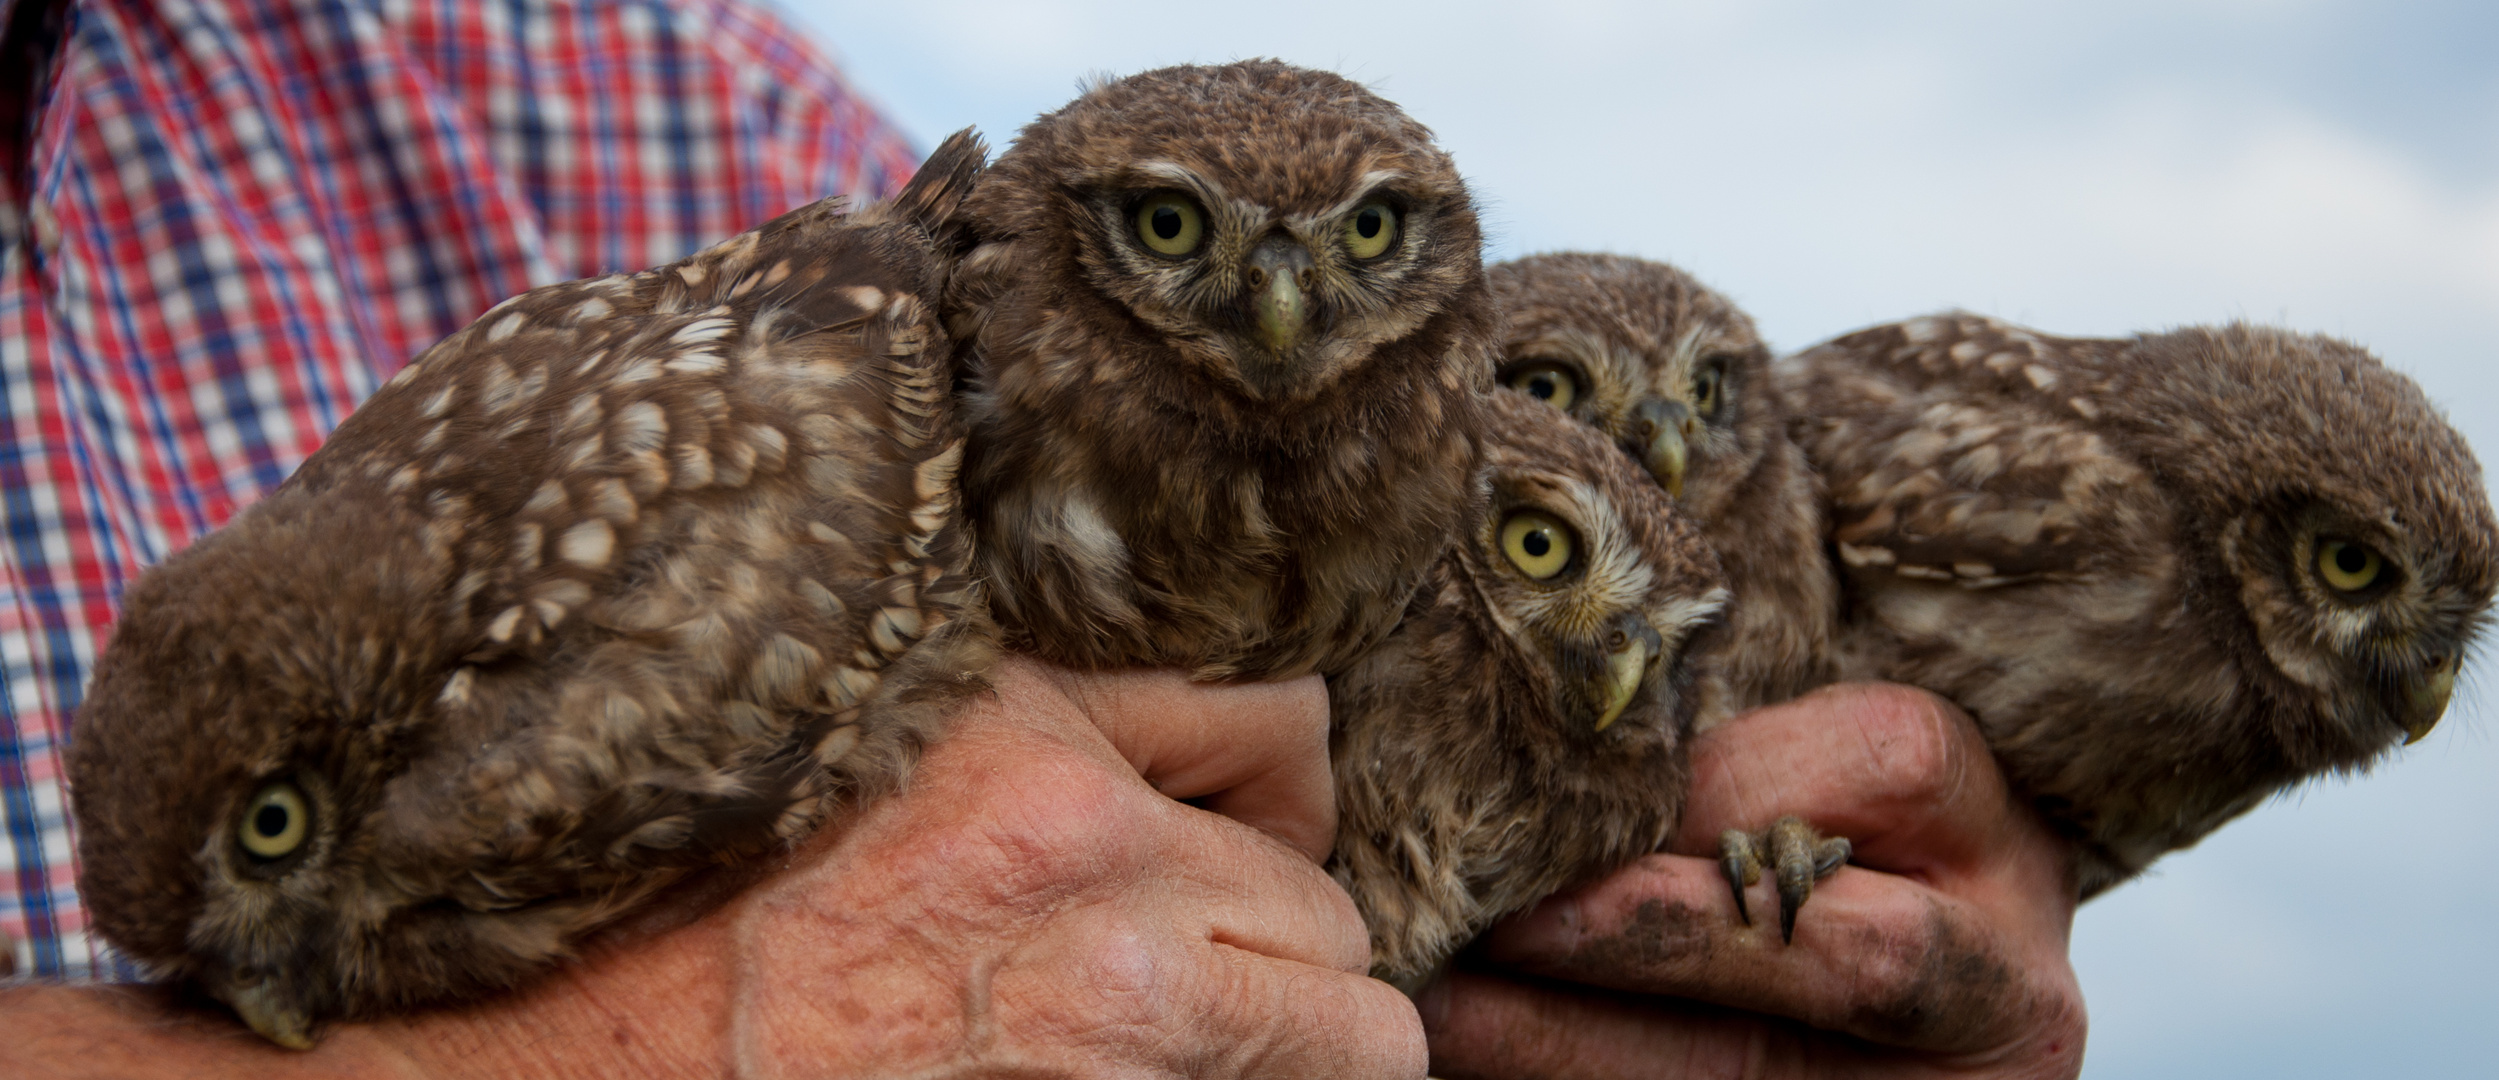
[2402,654,2459,745]
[1593,613,1666,732]
[224,977,319,1049]
[1628,397,1700,498]
[1246,235,1314,362]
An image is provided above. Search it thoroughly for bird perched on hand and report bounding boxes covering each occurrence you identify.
[1489,254,1845,939]
[1329,388,1728,989]
[69,134,992,1048]
[1783,314,2499,896]
[1488,253,1834,725]
[949,60,1493,681]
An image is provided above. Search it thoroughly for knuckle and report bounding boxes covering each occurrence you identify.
[954,752,1144,910]
[1841,682,1977,805]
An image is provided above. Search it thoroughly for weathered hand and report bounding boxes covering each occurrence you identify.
[1420,683,2085,1079]
[6,655,1423,1079]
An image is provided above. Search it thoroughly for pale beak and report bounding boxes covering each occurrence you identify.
[225,978,317,1050]
[1629,397,1699,499]
[1247,236,1313,358]
[1594,615,1665,732]
[2402,654,2460,745]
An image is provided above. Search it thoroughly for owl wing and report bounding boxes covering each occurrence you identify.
[347,135,993,905]
[1779,314,2166,591]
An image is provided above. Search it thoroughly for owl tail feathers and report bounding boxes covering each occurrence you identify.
[890,128,989,247]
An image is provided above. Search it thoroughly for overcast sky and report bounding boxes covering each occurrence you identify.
[781,2,2499,1075]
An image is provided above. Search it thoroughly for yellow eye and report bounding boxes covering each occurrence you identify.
[1134,193,1204,256]
[1344,200,1399,260]
[238,782,310,860]
[2316,539,2385,594]
[1500,511,1576,580]
[1506,363,1578,410]
[1692,362,1726,418]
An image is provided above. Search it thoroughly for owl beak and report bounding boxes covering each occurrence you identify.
[1245,236,1315,363]
[1593,614,1666,732]
[2401,654,2459,745]
[223,977,319,1050]
[1629,397,1700,498]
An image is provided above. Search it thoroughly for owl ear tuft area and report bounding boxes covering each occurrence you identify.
[890,128,989,244]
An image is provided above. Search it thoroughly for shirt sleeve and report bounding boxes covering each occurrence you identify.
[0,0,923,980]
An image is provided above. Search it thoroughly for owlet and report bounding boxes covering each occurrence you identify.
[70,136,992,1047]
[950,60,1493,681]
[1329,388,1728,989]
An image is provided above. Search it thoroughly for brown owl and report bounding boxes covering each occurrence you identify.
[1489,253,1844,938]
[1487,253,1835,724]
[948,60,1492,681]
[1329,388,1729,990]
[1783,314,2499,896]
[67,134,993,1048]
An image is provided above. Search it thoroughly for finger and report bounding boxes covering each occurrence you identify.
[1196,943,1428,1079]
[1022,656,1338,863]
[1418,970,1987,1080]
[1140,790,1377,976]
[915,668,1373,976]
[987,891,1423,1079]
[1674,683,2042,883]
[1480,850,2080,1055]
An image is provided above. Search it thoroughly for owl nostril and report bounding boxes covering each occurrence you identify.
[1607,629,1629,650]
[1247,266,1268,289]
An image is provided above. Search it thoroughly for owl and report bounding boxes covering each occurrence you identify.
[1488,253,1843,938]
[1487,253,1835,724]
[1329,388,1729,990]
[948,60,1493,681]
[68,134,992,1048]
[1783,314,2499,896]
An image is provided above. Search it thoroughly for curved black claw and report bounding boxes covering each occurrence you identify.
[1766,816,1853,944]
[1719,828,1764,925]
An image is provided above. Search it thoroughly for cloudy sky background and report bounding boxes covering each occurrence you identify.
[782,2,2499,1075]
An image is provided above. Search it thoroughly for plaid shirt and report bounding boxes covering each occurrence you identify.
[0,0,916,978]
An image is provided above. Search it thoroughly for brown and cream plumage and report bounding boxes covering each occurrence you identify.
[950,60,1491,681]
[1329,389,1727,989]
[68,135,992,1047]
[1784,314,2499,895]
[1488,253,1834,724]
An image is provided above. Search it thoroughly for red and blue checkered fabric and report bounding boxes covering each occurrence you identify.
[0,0,917,978]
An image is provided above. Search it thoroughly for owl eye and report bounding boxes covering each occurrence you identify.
[1133,193,1205,256]
[1504,362,1578,411]
[1343,200,1399,260]
[1692,360,1728,418]
[2315,539,2388,595]
[1500,510,1577,580]
[238,781,311,861]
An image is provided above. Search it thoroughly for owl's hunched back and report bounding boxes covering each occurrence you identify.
[70,134,994,1039]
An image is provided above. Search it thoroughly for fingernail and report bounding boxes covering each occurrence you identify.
[1413,977,1450,1031]
[1482,893,1580,964]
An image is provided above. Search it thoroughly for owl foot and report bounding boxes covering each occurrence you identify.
[1719,816,1851,943]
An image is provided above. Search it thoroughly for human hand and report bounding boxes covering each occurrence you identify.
[1418,683,2085,1079]
[5,655,1422,1079]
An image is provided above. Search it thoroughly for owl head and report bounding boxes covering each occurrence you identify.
[954,59,1488,422]
[1462,388,1730,739]
[2130,324,2496,762]
[1487,253,1772,519]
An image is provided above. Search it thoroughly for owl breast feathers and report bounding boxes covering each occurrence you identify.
[950,59,1493,681]
[70,135,993,1046]
[1784,314,2498,894]
[1329,388,1727,988]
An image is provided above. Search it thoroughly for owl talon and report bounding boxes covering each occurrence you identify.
[1720,817,1852,943]
[1718,828,1765,925]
